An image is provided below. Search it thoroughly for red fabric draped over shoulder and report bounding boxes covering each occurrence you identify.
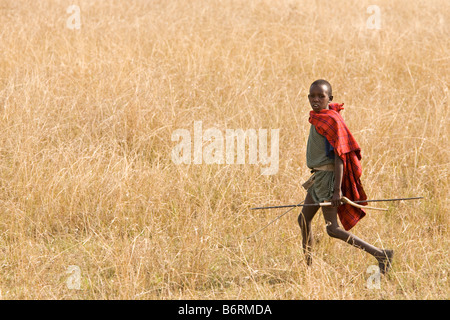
[309,103,367,230]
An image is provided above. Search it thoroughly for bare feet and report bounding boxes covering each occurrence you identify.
[377,249,394,274]
[305,254,312,266]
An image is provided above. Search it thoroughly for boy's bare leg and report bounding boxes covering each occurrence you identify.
[322,206,393,273]
[298,192,320,266]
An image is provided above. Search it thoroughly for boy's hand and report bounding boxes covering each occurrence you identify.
[331,190,342,207]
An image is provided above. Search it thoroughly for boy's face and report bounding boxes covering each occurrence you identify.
[308,84,332,113]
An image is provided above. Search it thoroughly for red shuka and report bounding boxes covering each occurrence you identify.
[309,103,367,231]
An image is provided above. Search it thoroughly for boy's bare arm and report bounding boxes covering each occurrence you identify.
[332,153,344,207]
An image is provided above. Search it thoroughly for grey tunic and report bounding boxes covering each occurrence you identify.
[306,125,335,203]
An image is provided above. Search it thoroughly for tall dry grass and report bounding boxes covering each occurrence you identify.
[0,0,448,299]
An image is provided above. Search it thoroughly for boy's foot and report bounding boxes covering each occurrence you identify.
[376,249,394,274]
[305,253,312,266]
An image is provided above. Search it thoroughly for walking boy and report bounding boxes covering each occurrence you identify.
[298,79,393,273]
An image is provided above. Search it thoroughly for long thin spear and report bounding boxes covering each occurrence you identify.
[250,197,423,211]
[246,196,423,239]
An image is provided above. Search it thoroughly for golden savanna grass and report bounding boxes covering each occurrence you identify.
[0,0,448,299]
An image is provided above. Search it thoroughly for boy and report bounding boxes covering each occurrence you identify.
[298,79,393,274]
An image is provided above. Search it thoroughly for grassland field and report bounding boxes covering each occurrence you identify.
[0,0,448,299]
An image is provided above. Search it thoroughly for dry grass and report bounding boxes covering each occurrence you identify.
[0,0,448,299]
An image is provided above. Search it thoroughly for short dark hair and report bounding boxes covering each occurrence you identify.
[310,79,332,97]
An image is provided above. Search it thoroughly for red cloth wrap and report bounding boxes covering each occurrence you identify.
[309,103,367,230]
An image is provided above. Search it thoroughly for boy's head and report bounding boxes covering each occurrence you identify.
[308,79,333,113]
